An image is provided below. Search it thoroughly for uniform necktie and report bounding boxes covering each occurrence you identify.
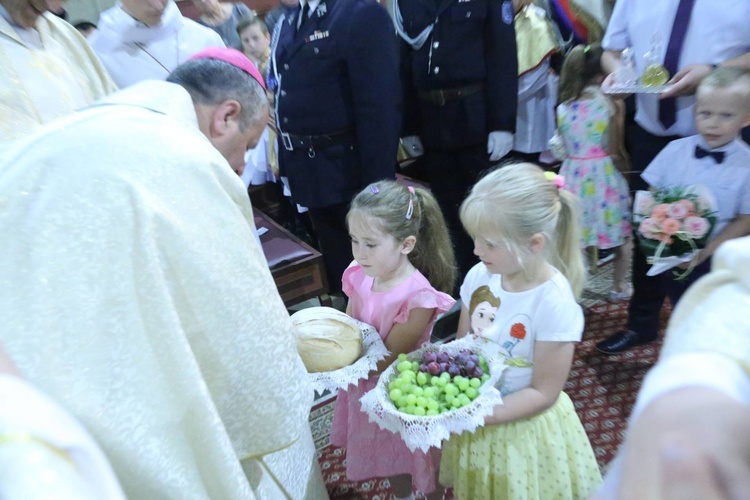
[658,0,696,129]
[694,145,725,164]
[297,3,310,32]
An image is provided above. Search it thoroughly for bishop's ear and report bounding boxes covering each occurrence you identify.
[210,99,242,136]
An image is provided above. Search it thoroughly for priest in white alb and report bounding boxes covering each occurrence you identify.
[0,0,116,146]
[90,0,224,88]
[0,48,327,500]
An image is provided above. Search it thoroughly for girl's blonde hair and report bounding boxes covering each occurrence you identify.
[348,180,456,294]
[558,43,604,103]
[460,163,585,297]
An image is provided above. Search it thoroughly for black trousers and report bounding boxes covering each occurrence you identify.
[425,145,490,286]
[625,124,696,337]
[308,202,352,294]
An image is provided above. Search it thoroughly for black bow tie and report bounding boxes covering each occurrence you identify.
[694,145,725,164]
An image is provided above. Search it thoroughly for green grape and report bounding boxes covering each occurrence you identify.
[406,394,417,406]
[390,388,403,401]
[430,376,440,386]
[435,377,447,388]
[458,394,471,406]
[444,383,458,396]
[445,393,455,404]
[414,407,426,416]
[416,372,428,386]
[440,372,451,380]
[398,353,408,362]
[451,398,462,408]
[416,396,428,408]
[400,383,412,394]
[465,387,479,400]
[422,387,435,399]
[405,405,416,415]
[469,378,482,389]
[397,361,411,372]
[426,409,439,416]
[397,396,409,408]
[402,370,416,381]
[481,374,490,383]
[412,386,424,397]
[456,378,470,392]
[427,400,439,411]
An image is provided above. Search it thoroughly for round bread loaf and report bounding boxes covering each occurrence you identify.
[292,307,363,372]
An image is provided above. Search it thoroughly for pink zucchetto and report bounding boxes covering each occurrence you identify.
[188,47,266,90]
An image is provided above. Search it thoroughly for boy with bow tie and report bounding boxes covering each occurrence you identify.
[601,67,750,355]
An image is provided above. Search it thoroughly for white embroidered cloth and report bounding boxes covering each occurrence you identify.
[360,337,507,453]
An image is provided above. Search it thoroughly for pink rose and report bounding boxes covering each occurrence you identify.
[677,199,695,214]
[666,202,689,220]
[651,204,669,222]
[684,216,710,239]
[661,218,681,236]
[635,193,655,215]
[638,218,658,238]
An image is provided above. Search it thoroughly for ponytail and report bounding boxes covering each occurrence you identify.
[552,190,585,298]
[559,43,604,103]
[410,188,456,294]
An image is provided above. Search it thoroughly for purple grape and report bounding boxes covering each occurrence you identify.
[469,354,479,364]
[465,360,476,371]
[455,353,468,365]
[419,363,429,372]
[427,362,441,376]
[472,367,484,378]
[439,362,449,373]
[436,352,450,364]
[448,364,461,376]
[423,352,438,363]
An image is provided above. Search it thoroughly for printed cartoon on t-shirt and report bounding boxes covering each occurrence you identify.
[500,314,534,368]
[468,285,500,335]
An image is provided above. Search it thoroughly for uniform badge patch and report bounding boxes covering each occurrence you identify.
[502,0,513,24]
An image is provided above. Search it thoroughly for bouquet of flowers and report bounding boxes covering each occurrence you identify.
[633,185,717,278]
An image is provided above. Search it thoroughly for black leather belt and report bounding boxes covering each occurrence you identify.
[280,130,352,156]
[418,83,485,106]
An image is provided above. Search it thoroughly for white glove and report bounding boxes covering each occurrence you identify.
[487,131,513,161]
[401,135,424,158]
[548,131,568,161]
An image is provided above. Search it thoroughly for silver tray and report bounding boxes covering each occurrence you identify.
[603,84,673,94]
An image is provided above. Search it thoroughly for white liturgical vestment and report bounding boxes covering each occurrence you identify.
[0,81,325,500]
[0,11,116,146]
[90,0,224,88]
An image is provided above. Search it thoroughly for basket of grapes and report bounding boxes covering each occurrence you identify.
[360,336,506,452]
[292,307,389,394]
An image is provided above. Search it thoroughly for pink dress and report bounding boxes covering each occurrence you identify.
[330,263,455,494]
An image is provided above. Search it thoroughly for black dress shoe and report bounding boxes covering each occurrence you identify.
[596,330,656,355]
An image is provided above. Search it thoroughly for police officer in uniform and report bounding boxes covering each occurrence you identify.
[396,0,518,281]
[271,0,400,293]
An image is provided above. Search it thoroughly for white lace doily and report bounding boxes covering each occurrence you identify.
[308,321,388,394]
[359,337,506,453]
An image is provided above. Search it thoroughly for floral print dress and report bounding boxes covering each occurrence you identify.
[557,90,631,249]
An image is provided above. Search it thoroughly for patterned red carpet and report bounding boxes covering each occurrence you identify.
[311,301,671,499]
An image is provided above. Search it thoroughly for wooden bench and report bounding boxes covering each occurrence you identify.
[254,208,330,308]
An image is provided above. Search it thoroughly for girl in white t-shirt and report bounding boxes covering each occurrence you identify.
[439,163,602,499]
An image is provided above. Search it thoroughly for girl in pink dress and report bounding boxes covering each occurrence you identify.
[330,180,456,500]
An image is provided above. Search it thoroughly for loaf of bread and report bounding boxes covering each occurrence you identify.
[292,307,363,372]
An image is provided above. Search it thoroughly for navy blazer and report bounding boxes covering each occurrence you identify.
[272,0,400,208]
[399,0,518,149]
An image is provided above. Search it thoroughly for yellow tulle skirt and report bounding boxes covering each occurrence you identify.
[440,392,602,500]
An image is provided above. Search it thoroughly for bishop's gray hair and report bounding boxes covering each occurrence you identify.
[167,58,268,129]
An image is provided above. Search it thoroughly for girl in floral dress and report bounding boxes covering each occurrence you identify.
[330,181,456,500]
[553,43,633,301]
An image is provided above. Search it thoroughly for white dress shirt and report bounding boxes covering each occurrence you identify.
[603,0,750,137]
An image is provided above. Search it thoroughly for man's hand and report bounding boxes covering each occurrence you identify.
[601,73,633,100]
[487,131,513,162]
[661,64,713,99]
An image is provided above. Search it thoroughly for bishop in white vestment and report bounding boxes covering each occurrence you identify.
[0,51,327,499]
